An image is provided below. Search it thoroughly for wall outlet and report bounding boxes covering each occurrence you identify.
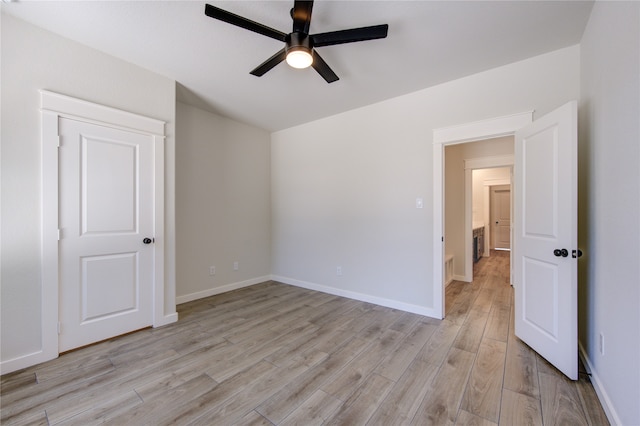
[599,333,605,355]
[336,266,342,276]
[209,266,216,276]
[233,261,239,271]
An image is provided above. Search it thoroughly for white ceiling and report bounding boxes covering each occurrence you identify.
[2,1,594,131]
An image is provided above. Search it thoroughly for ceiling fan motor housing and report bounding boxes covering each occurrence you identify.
[286,32,312,55]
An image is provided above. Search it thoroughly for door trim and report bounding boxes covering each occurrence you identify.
[432,111,532,319]
[41,90,168,362]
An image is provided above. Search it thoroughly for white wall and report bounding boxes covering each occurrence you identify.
[271,46,580,316]
[578,2,640,424]
[1,14,177,370]
[175,102,271,303]
[445,138,513,279]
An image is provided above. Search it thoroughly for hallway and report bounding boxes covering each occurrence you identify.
[445,250,608,425]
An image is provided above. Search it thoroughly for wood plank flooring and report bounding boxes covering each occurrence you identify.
[1,251,609,425]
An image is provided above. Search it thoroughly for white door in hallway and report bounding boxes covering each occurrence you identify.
[59,118,155,352]
[491,185,511,250]
[514,101,578,380]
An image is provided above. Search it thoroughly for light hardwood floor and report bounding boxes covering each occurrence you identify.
[1,251,608,425]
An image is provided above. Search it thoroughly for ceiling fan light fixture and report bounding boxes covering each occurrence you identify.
[286,47,313,69]
[204,2,389,83]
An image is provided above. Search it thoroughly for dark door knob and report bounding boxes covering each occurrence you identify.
[554,248,568,257]
[143,237,153,244]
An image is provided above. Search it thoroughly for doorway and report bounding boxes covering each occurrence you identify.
[444,141,513,316]
[444,140,514,286]
[434,102,578,379]
[432,110,533,319]
[41,91,172,364]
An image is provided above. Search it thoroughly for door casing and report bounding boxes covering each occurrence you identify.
[40,90,171,364]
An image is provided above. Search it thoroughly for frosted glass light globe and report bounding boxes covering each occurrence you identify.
[286,50,313,69]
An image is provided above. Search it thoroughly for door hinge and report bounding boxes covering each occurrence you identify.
[57,135,61,147]
[57,322,61,334]
[57,229,61,241]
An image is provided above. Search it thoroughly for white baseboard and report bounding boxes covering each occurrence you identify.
[154,312,179,328]
[453,274,467,282]
[271,275,440,319]
[2,313,179,375]
[177,274,441,319]
[578,341,621,426]
[0,349,58,375]
[176,276,272,305]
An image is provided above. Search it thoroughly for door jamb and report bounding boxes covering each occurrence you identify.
[41,90,168,364]
[432,111,532,319]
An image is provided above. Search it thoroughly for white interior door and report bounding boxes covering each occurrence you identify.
[59,118,155,352]
[514,101,578,380]
[491,185,511,250]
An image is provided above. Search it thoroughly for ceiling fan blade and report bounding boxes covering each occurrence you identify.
[311,24,388,47]
[205,4,287,42]
[250,48,287,77]
[292,0,314,34]
[311,51,339,83]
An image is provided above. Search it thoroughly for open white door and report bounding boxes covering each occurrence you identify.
[514,101,578,380]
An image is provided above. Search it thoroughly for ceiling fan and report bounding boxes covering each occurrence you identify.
[204,1,389,83]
